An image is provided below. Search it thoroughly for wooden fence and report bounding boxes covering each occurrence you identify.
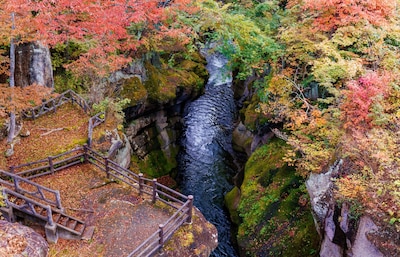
[21,89,90,119]
[20,89,105,148]
[2,188,55,227]
[0,170,63,210]
[128,195,193,257]
[10,147,85,179]
[6,145,193,257]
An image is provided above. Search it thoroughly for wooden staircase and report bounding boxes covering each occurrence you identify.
[1,188,94,242]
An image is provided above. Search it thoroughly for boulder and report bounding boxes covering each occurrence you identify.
[107,130,132,169]
[351,216,384,257]
[0,220,48,257]
[306,160,342,235]
[15,41,53,88]
[232,122,253,156]
[160,207,218,257]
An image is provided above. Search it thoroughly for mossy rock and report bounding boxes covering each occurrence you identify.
[144,62,176,103]
[143,56,206,104]
[241,94,269,132]
[225,186,241,225]
[121,76,148,105]
[236,138,319,257]
[132,148,178,178]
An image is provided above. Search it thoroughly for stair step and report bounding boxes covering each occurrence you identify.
[81,226,95,240]
[75,222,85,234]
[59,216,69,226]
[53,213,62,223]
[67,220,78,230]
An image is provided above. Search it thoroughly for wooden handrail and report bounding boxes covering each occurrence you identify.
[3,188,55,226]
[0,169,63,210]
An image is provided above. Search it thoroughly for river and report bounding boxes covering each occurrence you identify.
[178,49,239,257]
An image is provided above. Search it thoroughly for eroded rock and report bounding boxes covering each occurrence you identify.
[351,216,384,257]
[15,41,53,88]
[0,220,48,257]
[160,207,218,257]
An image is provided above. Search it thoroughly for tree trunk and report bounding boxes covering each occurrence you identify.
[7,12,16,144]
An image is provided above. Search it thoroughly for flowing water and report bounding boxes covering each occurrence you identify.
[178,50,239,257]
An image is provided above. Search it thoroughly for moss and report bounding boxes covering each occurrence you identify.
[144,62,176,103]
[121,77,147,105]
[143,58,205,104]
[241,94,269,132]
[134,149,177,178]
[224,186,241,225]
[236,138,319,257]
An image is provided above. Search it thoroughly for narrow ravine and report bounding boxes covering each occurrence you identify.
[178,49,239,257]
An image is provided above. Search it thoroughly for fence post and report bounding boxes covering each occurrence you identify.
[83,144,88,163]
[55,191,64,212]
[104,157,110,179]
[139,173,144,195]
[186,195,194,224]
[158,224,164,250]
[87,119,93,147]
[47,206,54,227]
[12,175,20,193]
[152,179,157,203]
[48,156,54,174]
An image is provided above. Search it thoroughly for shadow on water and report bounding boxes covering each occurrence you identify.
[178,49,239,257]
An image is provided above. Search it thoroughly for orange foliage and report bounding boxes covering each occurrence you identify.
[0,83,53,118]
[302,0,396,32]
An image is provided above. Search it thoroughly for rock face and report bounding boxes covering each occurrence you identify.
[306,160,342,236]
[228,139,320,257]
[15,42,54,88]
[306,161,395,257]
[0,220,48,257]
[125,97,191,177]
[161,207,218,257]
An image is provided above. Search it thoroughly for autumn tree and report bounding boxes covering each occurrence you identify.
[302,0,396,32]
[255,0,400,227]
[0,0,196,144]
[0,0,196,77]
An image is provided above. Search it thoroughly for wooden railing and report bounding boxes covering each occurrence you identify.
[12,87,189,256]
[0,170,63,210]
[20,89,106,148]
[2,188,55,227]
[6,145,193,256]
[21,89,90,119]
[128,195,193,257]
[10,147,85,179]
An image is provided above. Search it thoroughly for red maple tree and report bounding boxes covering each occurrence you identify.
[302,0,396,32]
[340,71,391,131]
